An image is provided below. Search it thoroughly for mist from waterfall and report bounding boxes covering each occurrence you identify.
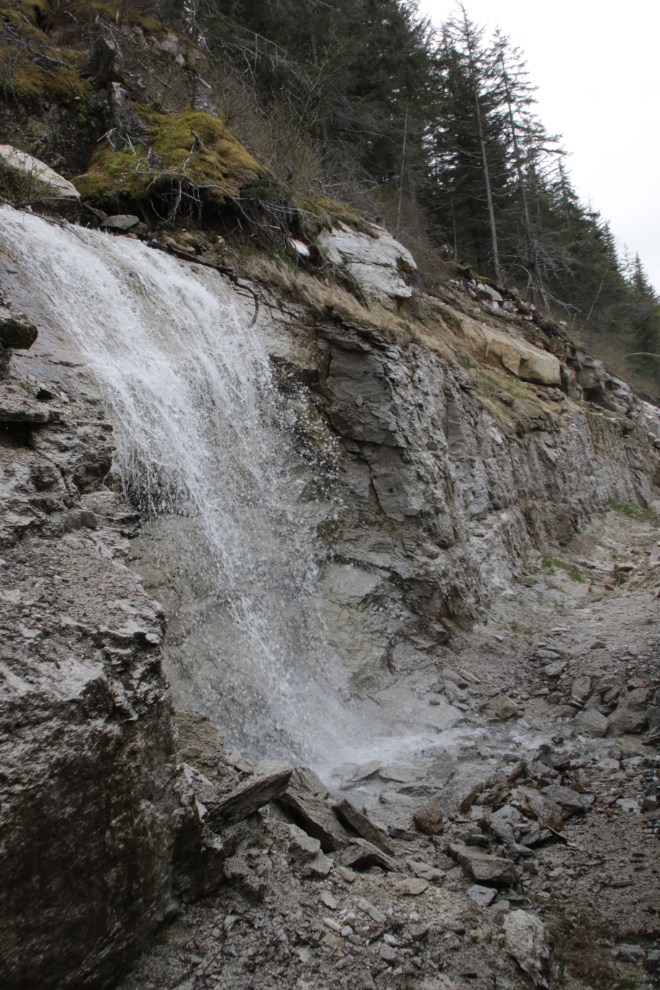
[0,206,377,763]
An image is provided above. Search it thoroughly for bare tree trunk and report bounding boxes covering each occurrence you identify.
[501,61,538,303]
[461,8,502,285]
[396,105,408,240]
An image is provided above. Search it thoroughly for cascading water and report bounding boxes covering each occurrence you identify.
[0,205,376,763]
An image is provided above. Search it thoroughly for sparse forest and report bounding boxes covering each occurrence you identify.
[151,0,660,396]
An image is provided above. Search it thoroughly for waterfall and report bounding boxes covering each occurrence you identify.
[0,205,372,763]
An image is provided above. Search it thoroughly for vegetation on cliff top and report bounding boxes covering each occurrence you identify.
[1,0,659,398]
[74,107,262,206]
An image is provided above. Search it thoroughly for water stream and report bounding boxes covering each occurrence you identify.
[1,206,374,762]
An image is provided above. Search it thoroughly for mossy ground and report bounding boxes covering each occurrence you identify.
[73,107,263,207]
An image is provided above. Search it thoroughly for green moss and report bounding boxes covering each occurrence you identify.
[540,552,584,583]
[74,107,264,206]
[607,497,656,522]
[0,43,91,104]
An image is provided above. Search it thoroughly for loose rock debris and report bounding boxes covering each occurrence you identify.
[119,509,660,990]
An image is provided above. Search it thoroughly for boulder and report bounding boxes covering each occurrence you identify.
[572,708,608,738]
[521,790,565,832]
[488,694,519,720]
[279,768,352,851]
[438,764,493,815]
[286,824,333,877]
[481,326,561,386]
[467,884,498,908]
[444,679,469,705]
[173,710,225,780]
[503,910,549,987]
[0,145,80,199]
[607,688,650,736]
[0,544,201,990]
[102,214,140,231]
[0,311,38,350]
[571,676,592,704]
[317,222,416,304]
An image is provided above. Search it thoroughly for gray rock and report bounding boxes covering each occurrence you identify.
[439,764,492,815]
[172,711,224,780]
[572,708,608,738]
[467,884,498,908]
[441,667,468,688]
[607,687,650,735]
[503,910,549,986]
[279,769,352,851]
[333,797,394,854]
[335,838,398,872]
[446,842,521,885]
[356,896,386,924]
[541,784,594,813]
[102,214,140,231]
[571,675,592,703]
[286,823,321,863]
[487,694,519,719]
[542,660,567,678]
[521,789,565,832]
[0,145,80,199]
[206,762,292,830]
[0,311,38,350]
[444,679,469,704]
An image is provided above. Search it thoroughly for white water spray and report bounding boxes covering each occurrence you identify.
[0,206,372,761]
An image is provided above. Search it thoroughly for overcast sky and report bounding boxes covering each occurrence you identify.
[418,0,660,292]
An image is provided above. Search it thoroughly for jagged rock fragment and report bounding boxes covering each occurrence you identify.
[521,789,565,832]
[413,798,444,835]
[333,798,394,854]
[279,768,352,851]
[541,784,594,813]
[467,884,498,907]
[446,842,521,885]
[206,761,292,830]
[502,910,549,987]
[573,708,608,737]
[0,311,38,350]
[334,838,398,872]
[102,214,140,231]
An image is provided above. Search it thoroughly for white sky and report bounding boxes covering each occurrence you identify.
[418,0,660,292]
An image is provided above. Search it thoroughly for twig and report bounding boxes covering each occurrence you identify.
[161,243,238,284]
[2,20,72,69]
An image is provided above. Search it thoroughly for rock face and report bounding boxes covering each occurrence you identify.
[0,356,208,986]
[317,221,417,304]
